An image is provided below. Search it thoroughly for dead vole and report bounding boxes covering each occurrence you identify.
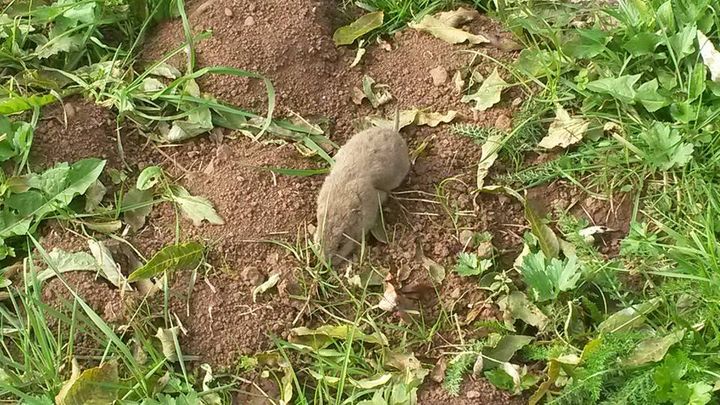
[315,123,410,263]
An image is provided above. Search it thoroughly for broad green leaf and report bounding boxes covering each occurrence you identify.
[290,324,388,348]
[538,105,588,149]
[524,201,559,259]
[520,252,580,302]
[497,291,549,331]
[461,68,507,111]
[597,297,661,333]
[123,187,154,231]
[635,79,671,112]
[35,34,83,59]
[640,122,694,170]
[136,166,163,190]
[484,334,533,369]
[55,360,118,405]
[454,252,491,276]
[0,94,56,114]
[166,185,224,226]
[668,24,696,62]
[586,74,641,103]
[477,132,502,188]
[515,49,560,77]
[127,241,204,282]
[656,1,675,32]
[409,14,489,45]
[563,28,610,59]
[621,329,685,368]
[688,382,713,405]
[623,32,662,56]
[333,11,384,46]
[36,249,96,283]
[252,272,280,303]
[697,31,720,82]
[88,240,128,290]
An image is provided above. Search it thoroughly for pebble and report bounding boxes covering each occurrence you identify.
[244,16,255,26]
[459,229,474,248]
[223,7,233,17]
[429,66,448,86]
[466,390,482,399]
[494,114,512,131]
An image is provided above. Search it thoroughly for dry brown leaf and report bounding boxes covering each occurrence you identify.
[436,7,479,27]
[538,105,588,149]
[409,15,489,45]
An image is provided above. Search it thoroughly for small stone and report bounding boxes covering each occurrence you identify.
[494,114,512,131]
[477,241,494,259]
[459,229,474,248]
[466,390,482,399]
[512,97,523,107]
[241,266,265,286]
[223,7,233,17]
[244,16,255,26]
[429,66,448,86]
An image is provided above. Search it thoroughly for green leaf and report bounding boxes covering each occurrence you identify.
[623,32,662,56]
[515,49,560,77]
[621,329,685,368]
[127,242,204,282]
[36,34,84,59]
[461,68,507,111]
[290,324,388,349]
[687,382,713,405]
[520,252,580,302]
[563,28,610,59]
[52,158,106,210]
[668,24,697,62]
[524,201,559,259]
[123,187,154,231]
[597,297,661,333]
[586,74,641,103]
[635,79,671,112]
[454,252,491,276]
[55,360,118,405]
[688,62,707,101]
[166,185,224,226]
[36,249,96,283]
[0,94,56,115]
[484,335,533,369]
[136,166,163,190]
[640,122,694,170]
[333,11,384,46]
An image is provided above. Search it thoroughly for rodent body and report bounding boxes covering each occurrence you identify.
[315,126,410,263]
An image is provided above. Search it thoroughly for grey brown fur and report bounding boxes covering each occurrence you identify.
[315,125,410,263]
